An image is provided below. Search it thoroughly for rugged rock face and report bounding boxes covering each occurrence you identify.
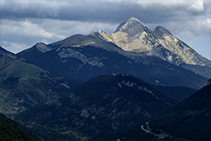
[114,17,149,35]
[110,17,211,68]
[153,26,207,66]
[90,17,210,78]
[153,26,172,39]
[36,42,52,53]
[111,17,158,52]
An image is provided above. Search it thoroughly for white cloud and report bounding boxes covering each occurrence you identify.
[188,0,204,12]
[134,0,187,7]
[202,18,211,29]
[1,19,63,38]
[31,19,118,38]
[184,17,211,35]
[0,18,118,53]
[0,0,210,59]
[21,20,53,38]
[1,41,29,53]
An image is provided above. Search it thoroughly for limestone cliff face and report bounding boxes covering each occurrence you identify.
[97,17,211,68]
[111,17,159,52]
[153,26,209,66]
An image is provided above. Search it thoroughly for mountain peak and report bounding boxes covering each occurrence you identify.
[0,46,10,54]
[90,30,114,42]
[0,46,17,59]
[128,17,145,25]
[154,26,172,39]
[35,42,52,53]
[114,17,148,35]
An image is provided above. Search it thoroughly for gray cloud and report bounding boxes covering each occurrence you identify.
[2,0,210,36]
[1,0,210,59]
[2,0,209,23]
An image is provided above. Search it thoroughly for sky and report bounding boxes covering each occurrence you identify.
[0,0,211,60]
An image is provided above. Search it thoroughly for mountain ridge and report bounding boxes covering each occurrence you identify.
[147,82,211,140]
[17,40,208,89]
[153,26,172,39]
[14,74,178,140]
[92,17,211,78]
[104,81,211,140]
[0,47,82,115]
[1,17,210,141]
[110,17,211,67]
[114,17,149,35]
[15,17,211,88]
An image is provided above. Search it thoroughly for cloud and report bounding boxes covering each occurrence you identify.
[1,0,210,34]
[0,18,118,52]
[0,0,210,59]
[1,0,210,28]
[188,0,205,12]
[1,19,63,38]
[1,0,207,22]
[1,18,118,39]
[1,40,30,54]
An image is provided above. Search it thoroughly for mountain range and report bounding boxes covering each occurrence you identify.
[111,18,210,65]
[116,81,211,140]
[0,17,211,140]
[149,82,211,140]
[17,17,210,89]
[14,75,211,140]
[14,74,178,140]
[105,17,211,78]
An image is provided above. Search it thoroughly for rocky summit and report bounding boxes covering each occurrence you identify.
[111,17,156,52]
[111,17,211,66]
[95,17,211,78]
[108,17,211,67]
